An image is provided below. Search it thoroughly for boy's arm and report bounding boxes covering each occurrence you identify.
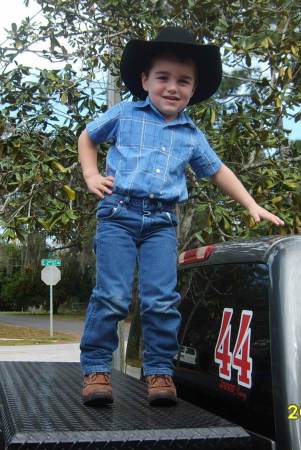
[78,129,114,199]
[210,164,284,226]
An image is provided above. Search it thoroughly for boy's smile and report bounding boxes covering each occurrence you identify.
[141,56,197,121]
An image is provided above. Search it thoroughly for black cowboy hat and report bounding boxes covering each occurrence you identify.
[120,26,222,105]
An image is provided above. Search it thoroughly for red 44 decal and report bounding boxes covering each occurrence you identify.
[214,308,253,388]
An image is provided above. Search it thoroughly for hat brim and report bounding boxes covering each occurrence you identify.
[120,40,222,105]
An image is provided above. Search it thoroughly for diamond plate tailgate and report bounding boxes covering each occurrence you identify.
[0,362,251,449]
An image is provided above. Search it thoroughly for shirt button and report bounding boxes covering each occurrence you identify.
[161,146,166,151]
[149,193,154,199]
[156,168,161,173]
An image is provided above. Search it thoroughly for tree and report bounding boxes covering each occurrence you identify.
[0,238,95,312]
[1,0,300,252]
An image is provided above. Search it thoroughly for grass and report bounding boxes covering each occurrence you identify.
[0,323,78,346]
[0,311,85,320]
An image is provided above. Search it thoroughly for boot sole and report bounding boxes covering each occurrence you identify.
[149,394,177,406]
[82,393,113,406]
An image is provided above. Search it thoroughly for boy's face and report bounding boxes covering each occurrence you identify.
[141,56,197,121]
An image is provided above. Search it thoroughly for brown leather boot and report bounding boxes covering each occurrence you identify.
[82,373,113,406]
[145,374,177,406]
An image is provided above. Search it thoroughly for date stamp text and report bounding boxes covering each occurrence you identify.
[288,404,301,420]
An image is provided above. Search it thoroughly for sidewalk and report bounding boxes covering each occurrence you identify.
[0,339,140,378]
[0,343,80,362]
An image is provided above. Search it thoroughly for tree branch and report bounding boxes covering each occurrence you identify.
[0,187,19,213]
[242,155,301,171]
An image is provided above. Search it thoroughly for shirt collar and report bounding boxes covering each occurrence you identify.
[134,96,196,129]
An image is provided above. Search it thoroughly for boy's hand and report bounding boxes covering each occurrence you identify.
[247,203,284,226]
[210,165,284,227]
[85,174,114,199]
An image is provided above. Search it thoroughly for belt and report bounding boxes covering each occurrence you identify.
[112,192,176,212]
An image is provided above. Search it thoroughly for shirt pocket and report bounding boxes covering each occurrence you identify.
[117,118,142,172]
[173,145,192,163]
[168,146,192,178]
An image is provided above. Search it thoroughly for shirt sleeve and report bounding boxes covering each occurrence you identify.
[189,129,222,178]
[86,102,122,144]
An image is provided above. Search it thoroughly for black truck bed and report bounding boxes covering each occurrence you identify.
[0,362,251,449]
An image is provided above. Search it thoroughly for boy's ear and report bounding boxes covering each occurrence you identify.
[141,72,149,92]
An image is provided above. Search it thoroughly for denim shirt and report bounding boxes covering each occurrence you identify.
[86,96,222,203]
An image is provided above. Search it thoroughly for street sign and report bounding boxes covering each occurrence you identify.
[41,266,61,286]
[41,259,61,267]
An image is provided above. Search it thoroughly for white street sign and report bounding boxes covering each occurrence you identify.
[41,266,61,338]
[41,266,61,286]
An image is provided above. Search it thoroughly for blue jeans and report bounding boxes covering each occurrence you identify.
[80,193,181,376]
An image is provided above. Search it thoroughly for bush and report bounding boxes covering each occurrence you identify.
[0,270,48,311]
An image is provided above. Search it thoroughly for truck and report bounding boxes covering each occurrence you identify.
[0,235,300,449]
[126,235,301,450]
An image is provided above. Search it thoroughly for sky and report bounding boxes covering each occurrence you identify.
[0,0,41,42]
[0,0,70,70]
[0,0,300,140]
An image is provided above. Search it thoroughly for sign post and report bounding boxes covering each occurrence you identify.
[41,263,61,337]
[50,284,53,337]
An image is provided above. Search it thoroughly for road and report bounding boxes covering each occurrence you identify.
[0,313,84,337]
[0,314,138,377]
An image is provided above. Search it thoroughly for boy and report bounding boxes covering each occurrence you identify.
[78,26,284,407]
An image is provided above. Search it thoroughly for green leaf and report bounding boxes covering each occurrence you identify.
[17,217,30,223]
[2,229,17,240]
[66,209,78,220]
[284,181,298,189]
[63,185,76,200]
[61,92,68,104]
[52,161,68,173]
[61,213,70,225]
[195,232,204,243]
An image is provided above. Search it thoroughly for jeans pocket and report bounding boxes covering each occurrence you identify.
[164,211,178,227]
[96,199,122,220]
